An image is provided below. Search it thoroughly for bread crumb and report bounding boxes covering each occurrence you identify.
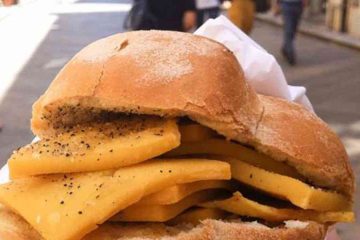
[284,220,309,229]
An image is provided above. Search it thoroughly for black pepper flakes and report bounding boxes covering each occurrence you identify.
[250,174,253,179]
[78,211,83,215]
[60,200,65,205]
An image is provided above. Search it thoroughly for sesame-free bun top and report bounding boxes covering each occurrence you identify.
[31,31,354,199]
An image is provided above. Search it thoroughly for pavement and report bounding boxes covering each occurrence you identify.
[256,12,360,50]
[0,0,359,239]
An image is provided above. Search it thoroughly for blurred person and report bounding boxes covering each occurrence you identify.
[195,0,221,26]
[275,0,306,65]
[126,0,197,32]
[147,0,197,31]
[228,0,255,34]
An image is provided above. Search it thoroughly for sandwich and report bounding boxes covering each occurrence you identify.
[0,30,355,240]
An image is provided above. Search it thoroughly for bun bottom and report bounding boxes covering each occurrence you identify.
[0,205,326,240]
[86,220,327,240]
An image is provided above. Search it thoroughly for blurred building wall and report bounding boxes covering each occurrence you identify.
[326,0,360,37]
[347,0,360,37]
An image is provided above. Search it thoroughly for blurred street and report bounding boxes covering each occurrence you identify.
[0,0,359,239]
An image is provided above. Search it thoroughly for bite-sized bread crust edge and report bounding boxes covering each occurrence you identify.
[0,205,327,240]
[30,31,354,198]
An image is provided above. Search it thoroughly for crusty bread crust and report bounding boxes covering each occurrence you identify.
[32,31,263,144]
[255,95,354,198]
[85,220,327,240]
[0,205,41,240]
[0,205,327,240]
[30,31,353,198]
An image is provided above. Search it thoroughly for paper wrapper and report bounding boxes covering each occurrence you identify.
[0,16,339,239]
[195,16,313,111]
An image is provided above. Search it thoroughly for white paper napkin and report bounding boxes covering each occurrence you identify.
[0,166,8,184]
[195,16,313,111]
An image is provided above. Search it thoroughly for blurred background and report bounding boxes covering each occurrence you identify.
[0,0,359,239]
